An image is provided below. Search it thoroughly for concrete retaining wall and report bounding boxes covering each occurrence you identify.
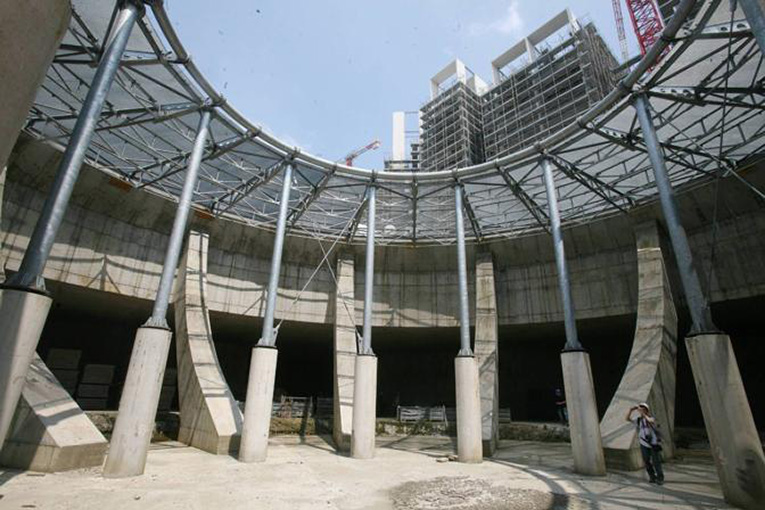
[2,138,764,330]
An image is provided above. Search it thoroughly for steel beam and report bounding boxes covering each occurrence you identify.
[634,94,716,333]
[541,158,582,351]
[6,0,142,290]
[145,109,211,328]
[360,185,376,354]
[454,184,472,356]
[258,163,294,346]
[739,0,765,55]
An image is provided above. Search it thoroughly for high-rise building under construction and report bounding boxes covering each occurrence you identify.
[417,9,620,171]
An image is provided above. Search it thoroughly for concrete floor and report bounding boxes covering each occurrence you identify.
[0,436,734,509]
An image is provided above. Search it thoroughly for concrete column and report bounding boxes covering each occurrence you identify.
[474,252,499,456]
[635,94,764,508]
[600,221,678,470]
[0,0,70,448]
[0,0,70,171]
[686,334,765,509]
[542,158,604,476]
[1,354,107,471]
[0,290,52,448]
[174,231,243,454]
[351,355,377,459]
[455,356,483,463]
[103,326,172,478]
[333,252,356,451]
[453,185,483,464]
[561,351,606,476]
[239,346,278,463]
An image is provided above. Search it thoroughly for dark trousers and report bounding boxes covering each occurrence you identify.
[640,445,664,482]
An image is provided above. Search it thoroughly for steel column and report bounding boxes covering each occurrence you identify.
[454,185,472,356]
[739,0,765,56]
[360,185,376,354]
[145,109,211,328]
[542,158,582,351]
[258,163,294,346]
[6,0,142,290]
[634,95,716,334]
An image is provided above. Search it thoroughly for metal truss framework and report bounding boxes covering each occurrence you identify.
[23,0,765,246]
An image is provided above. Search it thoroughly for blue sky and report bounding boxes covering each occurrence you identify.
[165,1,641,168]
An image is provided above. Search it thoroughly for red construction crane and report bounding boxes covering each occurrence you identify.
[343,139,380,167]
[621,0,669,63]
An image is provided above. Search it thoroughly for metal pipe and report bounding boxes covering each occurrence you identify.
[542,158,582,351]
[258,163,294,346]
[454,185,472,356]
[634,95,716,334]
[6,0,142,290]
[145,109,211,328]
[361,185,376,354]
[739,0,765,56]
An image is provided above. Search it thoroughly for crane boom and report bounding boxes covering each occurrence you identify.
[612,0,630,62]
[343,139,381,166]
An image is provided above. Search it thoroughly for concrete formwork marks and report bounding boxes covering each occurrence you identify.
[600,221,678,470]
[333,253,356,451]
[174,230,243,455]
[474,252,499,456]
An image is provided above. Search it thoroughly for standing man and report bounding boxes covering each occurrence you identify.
[554,388,568,425]
[627,403,664,485]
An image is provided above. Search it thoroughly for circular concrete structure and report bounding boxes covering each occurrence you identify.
[0,0,764,507]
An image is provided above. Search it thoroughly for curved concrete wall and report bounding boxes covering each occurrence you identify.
[2,138,765,329]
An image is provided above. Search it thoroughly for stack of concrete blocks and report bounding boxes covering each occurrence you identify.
[0,354,107,471]
[46,348,81,396]
[600,221,677,469]
[333,252,356,452]
[474,252,499,456]
[76,364,115,410]
[174,230,243,455]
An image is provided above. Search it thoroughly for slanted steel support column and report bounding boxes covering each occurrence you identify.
[634,95,715,334]
[0,0,141,449]
[541,160,581,351]
[240,163,293,463]
[7,0,142,291]
[739,0,765,56]
[542,158,605,476]
[360,185,376,355]
[454,185,472,356]
[634,94,765,509]
[259,162,294,348]
[147,110,212,328]
[352,185,377,459]
[453,184,482,463]
[103,109,212,478]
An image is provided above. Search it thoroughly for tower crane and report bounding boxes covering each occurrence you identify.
[612,0,630,62]
[343,139,381,167]
[612,0,669,65]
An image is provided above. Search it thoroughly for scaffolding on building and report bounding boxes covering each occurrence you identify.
[483,21,620,160]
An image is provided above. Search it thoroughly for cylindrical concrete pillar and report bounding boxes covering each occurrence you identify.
[0,0,70,169]
[239,346,278,463]
[686,334,765,510]
[103,326,172,478]
[0,0,69,449]
[351,354,377,459]
[561,350,606,476]
[454,356,482,463]
[0,289,52,446]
